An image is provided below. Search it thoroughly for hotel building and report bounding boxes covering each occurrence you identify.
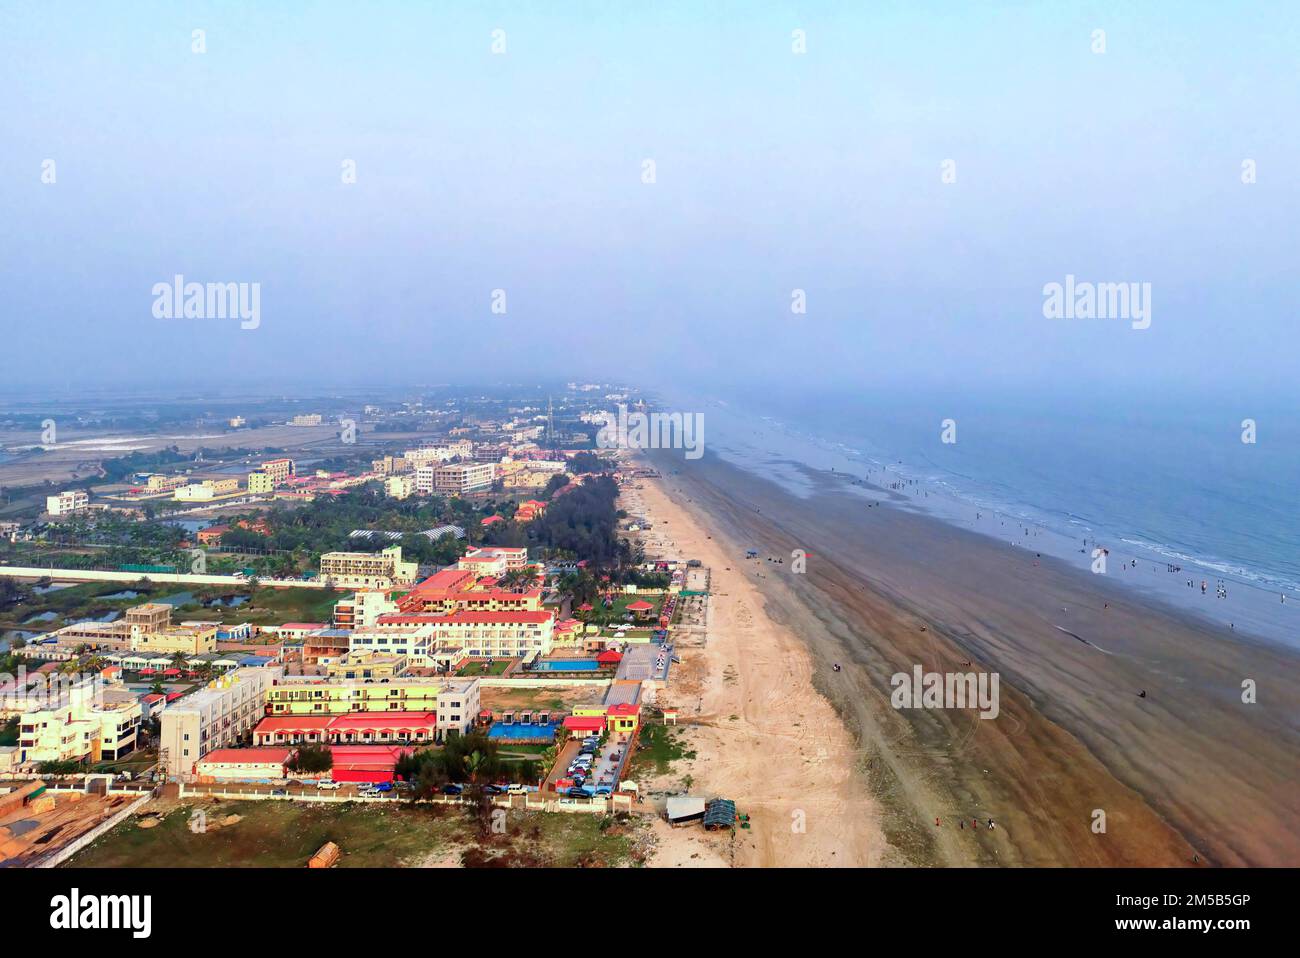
[319,545,419,589]
[18,677,142,764]
[45,490,89,516]
[160,666,280,778]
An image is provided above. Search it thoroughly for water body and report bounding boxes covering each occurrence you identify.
[660,388,1299,647]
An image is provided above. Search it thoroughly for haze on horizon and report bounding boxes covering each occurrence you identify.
[2,2,1297,406]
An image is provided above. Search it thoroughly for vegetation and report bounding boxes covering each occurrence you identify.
[627,723,695,777]
[395,731,541,798]
[63,800,644,868]
[287,743,333,773]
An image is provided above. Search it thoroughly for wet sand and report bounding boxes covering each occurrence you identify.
[645,450,1300,867]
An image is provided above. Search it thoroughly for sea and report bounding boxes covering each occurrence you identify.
[655,387,1300,647]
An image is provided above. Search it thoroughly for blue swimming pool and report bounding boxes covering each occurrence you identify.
[530,659,599,672]
[487,723,560,741]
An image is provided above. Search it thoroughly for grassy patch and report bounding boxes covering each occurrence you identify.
[456,659,511,676]
[63,799,643,868]
[626,723,695,777]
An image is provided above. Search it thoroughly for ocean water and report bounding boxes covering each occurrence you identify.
[659,387,1300,645]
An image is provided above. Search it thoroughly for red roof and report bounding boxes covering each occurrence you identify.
[379,610,553,626]
[626,600,654,611]
[562,716,606,732]
[198,747,292,766]
[481,515,505,525]
[596,650,623,664]
[410,568,477,592]
[607,703,638,717]
[256,716,333,733]
[325,711,437,731]
[329,745,411,770]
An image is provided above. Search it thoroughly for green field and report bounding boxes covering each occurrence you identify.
[627,723,695,777]
[63,799,645,868]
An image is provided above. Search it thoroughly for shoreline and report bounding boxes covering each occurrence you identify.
[642,449,1300,867]
[626,460,892,868]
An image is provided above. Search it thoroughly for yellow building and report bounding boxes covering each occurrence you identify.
[261,458,295,485]
[18,678,142,763]
[325,651,408,681]
[320,545,419,589]
[130,623,218,655]
[247,470,274,493]
[264,677,480,734]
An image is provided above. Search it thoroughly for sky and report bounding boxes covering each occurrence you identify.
[1,1,1297,404]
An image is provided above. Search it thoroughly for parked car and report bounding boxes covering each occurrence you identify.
[316,780,341,790]
[442,783,464,795]
[371,781,393,792]
[595,785,613,795]
[270,788,287,796]
[506,784,529,795]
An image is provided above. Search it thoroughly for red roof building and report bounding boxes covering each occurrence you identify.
[329,745,412,784]
[562,715,606,736]
[254,712,437,746]
[596,649,623,666]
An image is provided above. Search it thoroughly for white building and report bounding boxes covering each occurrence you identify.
[160,666,281,778]
[46,490,89,516]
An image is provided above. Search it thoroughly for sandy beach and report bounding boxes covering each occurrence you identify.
[634,450,1300,867]
[627,468,891,868]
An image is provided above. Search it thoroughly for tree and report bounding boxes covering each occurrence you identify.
[287,743,333,773]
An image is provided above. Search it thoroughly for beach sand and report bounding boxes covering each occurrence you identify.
[634,451,1300,867]
[627,471,891,868]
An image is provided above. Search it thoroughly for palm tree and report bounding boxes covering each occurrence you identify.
[463,750,487,784]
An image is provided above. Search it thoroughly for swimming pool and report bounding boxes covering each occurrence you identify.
[530,659,600,672]
[487,723,560,741]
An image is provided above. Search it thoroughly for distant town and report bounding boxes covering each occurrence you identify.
[0,384,731,867]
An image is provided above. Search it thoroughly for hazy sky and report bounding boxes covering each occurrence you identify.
[2,2,1297,401]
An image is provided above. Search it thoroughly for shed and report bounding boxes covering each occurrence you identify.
[666,795,707,827]
[704,798,738,830]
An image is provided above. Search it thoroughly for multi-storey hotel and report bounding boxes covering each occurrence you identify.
[376,609,555,658]
[160,666,280,778]
[319,545,419,589]
[432,461,495,494]
[45,489,89,516]
[260,457,295,485]
[18,677,142,764]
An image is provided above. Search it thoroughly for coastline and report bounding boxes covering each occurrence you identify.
[641,448,1300,867]
[626,462,891,868]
